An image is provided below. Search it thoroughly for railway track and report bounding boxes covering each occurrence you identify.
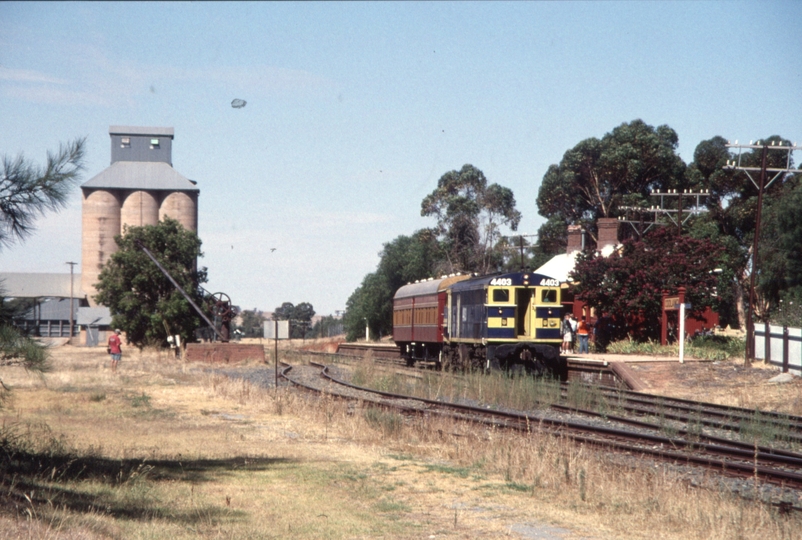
[280,360,802,511]
[330,342,623,384]
[575,384,802,446]
[322,344,802,449]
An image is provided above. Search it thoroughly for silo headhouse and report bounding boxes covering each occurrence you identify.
[81,126,199,304]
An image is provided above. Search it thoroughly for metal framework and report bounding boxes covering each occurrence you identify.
[618,189,710,238]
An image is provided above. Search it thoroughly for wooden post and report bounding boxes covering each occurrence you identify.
[678,287,686,364]
[783,326,789,373]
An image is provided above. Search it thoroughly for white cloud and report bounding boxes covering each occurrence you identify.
[0,66,68,85]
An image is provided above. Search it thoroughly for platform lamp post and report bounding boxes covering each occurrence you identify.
[66,261,77,344]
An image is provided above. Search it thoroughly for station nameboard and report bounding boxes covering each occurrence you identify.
[663,296,680,310]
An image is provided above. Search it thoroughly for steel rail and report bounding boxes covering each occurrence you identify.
[303,362,802,490]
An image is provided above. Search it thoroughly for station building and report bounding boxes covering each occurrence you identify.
[535,218,719,342]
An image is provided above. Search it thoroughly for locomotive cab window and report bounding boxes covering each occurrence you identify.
[492,289,510,303]
[541,289,557,303]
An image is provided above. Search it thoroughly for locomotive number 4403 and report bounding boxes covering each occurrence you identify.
[490,277,559,287]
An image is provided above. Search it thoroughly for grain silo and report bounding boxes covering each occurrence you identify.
[81,126,200,304]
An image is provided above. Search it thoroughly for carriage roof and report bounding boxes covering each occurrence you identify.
[393,274,471,300]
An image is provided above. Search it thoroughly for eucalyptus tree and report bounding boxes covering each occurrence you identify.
[686,135,797,327]
[536,120,685,251]
[343,229,441,341]
[421,164,521,275]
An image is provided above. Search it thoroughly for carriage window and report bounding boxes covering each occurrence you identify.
[541,289,557,303]
[492,289,510,303]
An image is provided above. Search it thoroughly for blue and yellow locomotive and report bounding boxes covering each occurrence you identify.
[393,270,566,377]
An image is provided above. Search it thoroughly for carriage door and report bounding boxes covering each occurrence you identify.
[515,288,532,338]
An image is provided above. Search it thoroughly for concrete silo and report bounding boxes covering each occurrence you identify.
[160,191,198,232]
[81,126,200,304]
[121,190,160,230]
[81,189,121,296]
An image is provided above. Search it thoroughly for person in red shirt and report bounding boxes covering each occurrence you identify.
[108,329,122,372]
[577,319,590,354]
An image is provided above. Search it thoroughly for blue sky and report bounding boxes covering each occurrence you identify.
[1,2,800,315]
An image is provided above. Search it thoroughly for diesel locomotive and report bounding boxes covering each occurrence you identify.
[392,270,566,377]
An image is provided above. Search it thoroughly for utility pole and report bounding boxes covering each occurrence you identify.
[724,140,801,366]
[66,261,77,344]
[495,233,538,270]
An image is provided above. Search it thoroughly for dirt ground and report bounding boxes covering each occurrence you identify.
[626,359,802,415]
[0,342,800,539]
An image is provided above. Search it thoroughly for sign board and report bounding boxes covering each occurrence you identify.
[264,320,290,339]
[663,296,680,310]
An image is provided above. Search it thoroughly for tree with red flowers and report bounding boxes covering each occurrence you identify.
[570,227,724,341]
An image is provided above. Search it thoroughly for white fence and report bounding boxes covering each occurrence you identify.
[755,324,802,375]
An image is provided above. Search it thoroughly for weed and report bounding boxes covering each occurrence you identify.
[505,482,531,492]
[130,392,151,408]
[363,407,403,436]
[89,392,106,402]
[423,464,471,478]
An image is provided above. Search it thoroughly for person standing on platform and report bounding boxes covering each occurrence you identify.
[569,315,578,353]
[561,314,573,355]
[577,318,590,354]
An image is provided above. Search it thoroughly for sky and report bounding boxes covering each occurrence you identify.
[1,1,800,316]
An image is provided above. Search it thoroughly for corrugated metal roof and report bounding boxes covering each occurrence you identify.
[0,273,86,298]
[21,298,79,320]
[77,306,112,326]
[81,161,198,191]
[109,126,174,137]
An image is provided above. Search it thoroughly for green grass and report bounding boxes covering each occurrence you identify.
[130,392,152,408]
[607,335,745,361]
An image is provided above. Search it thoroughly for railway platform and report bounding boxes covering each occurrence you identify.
[564,353,714,392]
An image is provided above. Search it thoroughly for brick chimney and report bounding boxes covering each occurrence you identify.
[566,225,583,253]
[597,218,620,250]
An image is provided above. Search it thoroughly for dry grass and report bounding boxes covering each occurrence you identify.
[0,345,799,539]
